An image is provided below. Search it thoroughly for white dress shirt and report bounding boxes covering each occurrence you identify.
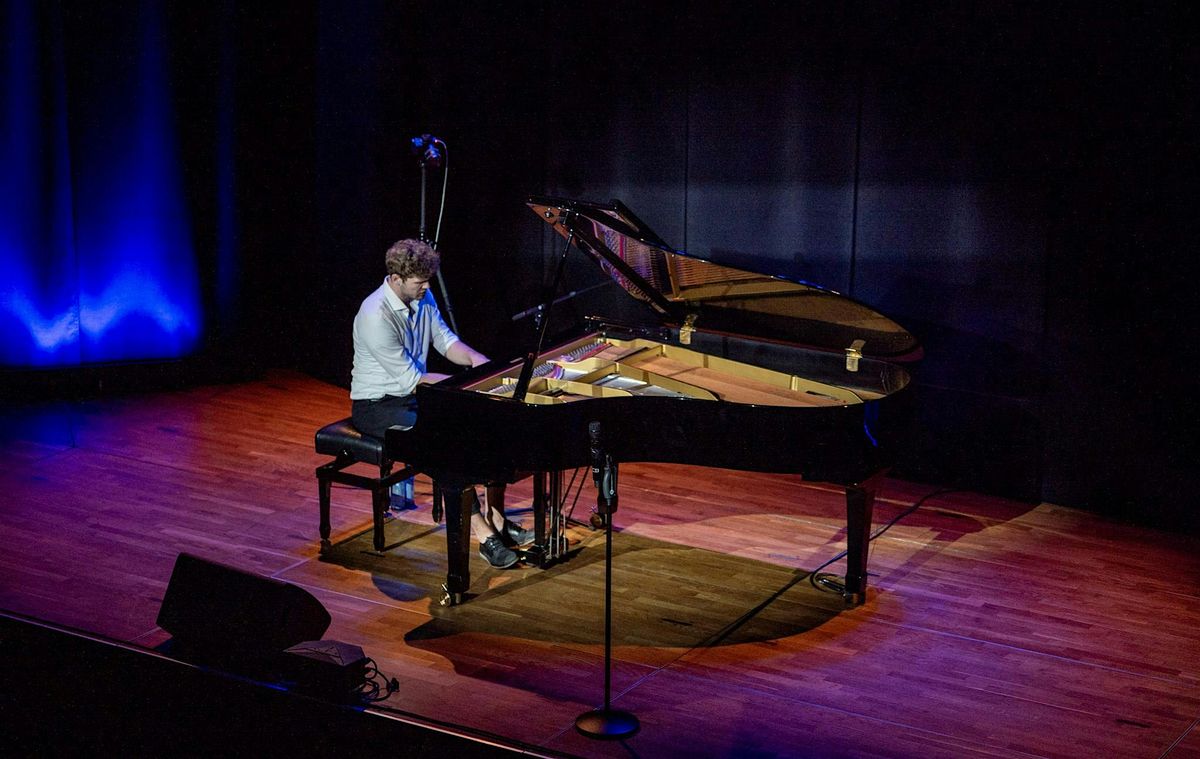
[350,278,459,400]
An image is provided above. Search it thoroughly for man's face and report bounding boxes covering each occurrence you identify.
[392,274,431,304]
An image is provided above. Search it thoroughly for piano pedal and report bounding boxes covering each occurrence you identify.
[519,536,572,567]
[518,545,545,566]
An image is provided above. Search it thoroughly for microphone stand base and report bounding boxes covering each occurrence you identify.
[575,709,640,740]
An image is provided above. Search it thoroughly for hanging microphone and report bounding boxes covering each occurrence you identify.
[410,134,444,167]
[588,421,604,489]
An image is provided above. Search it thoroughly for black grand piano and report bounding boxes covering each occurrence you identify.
[386,196,919,607]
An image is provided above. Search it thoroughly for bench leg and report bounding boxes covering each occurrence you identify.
[371,485,389,552]
[371,460,394,552]
[318,473,332,552]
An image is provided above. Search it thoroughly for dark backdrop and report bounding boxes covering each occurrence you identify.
[8,1,1196,532]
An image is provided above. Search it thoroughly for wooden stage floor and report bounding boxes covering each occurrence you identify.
[2,371,1198,758]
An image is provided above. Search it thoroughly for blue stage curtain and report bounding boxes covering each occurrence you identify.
[1,0,203,368]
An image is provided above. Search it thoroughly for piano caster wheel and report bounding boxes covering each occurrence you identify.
[319,539,331,554]
[439,585,464,607]
[590,513,608,529]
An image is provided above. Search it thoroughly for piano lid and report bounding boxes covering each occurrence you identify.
[528,196,921,359]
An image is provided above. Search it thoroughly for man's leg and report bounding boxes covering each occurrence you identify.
[351,396,419,511]
[350,395,417,440]
[390,474,416,511]
[475,484,533,547]
[463,487,519,569]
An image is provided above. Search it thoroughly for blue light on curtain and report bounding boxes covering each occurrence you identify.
[1,0,80,367]
[0,0,202,368]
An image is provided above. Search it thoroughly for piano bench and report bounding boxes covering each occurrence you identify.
[315,418,415,553]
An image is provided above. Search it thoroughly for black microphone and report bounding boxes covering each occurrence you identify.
[588,421,603,489]
[410,134,444,167]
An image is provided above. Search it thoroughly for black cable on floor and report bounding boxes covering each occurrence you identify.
[356,657,399,703]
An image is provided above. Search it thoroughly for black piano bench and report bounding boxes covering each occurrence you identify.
[315,418,415,553]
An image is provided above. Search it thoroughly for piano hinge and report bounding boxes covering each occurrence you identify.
[845,339,866,372]
[679,313,699,345]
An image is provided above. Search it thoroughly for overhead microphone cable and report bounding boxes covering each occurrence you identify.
[432,140,449,248]
[418,136,457,333]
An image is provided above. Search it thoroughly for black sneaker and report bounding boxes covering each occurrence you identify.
[502,519,535,547]
[478,535,519,569]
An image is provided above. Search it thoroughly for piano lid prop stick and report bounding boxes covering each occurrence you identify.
[513,218,576,402]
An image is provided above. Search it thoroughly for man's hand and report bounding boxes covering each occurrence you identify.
[446,341,489,369]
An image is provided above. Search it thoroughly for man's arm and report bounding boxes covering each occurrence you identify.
[417,343,487,385]
[445,341,489,369]
[415,336,484,384]
[426,295,487,377]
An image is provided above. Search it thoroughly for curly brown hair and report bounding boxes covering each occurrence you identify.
[384,239,440,280]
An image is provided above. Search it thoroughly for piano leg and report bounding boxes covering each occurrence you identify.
[438,481,475,606]
[486,483,506,520]
[843,474,882,607]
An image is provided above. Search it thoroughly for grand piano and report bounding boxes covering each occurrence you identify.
[386,196,919,607]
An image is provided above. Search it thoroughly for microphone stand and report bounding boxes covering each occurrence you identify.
[415,142,459,335]
[575,422,639,740]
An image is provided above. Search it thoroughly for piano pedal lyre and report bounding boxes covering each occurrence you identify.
[526,470,573,567]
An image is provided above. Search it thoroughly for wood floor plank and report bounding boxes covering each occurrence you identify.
[669,612,1198,759]
[857,516,1200,683]
[546,666,1038,759]
[302,584,663,747]
[1169,724,1200,759]
[2,370,1197,758]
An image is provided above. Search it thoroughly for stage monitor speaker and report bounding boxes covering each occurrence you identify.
[157,553,331,662]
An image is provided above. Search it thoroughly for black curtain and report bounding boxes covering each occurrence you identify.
[8,1,1195,531]
[306,2,1197,530]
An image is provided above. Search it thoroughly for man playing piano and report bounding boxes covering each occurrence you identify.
[349,238,533,569]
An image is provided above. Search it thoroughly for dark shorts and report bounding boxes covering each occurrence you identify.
[351,394,418,440]
[351,394,481,514]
